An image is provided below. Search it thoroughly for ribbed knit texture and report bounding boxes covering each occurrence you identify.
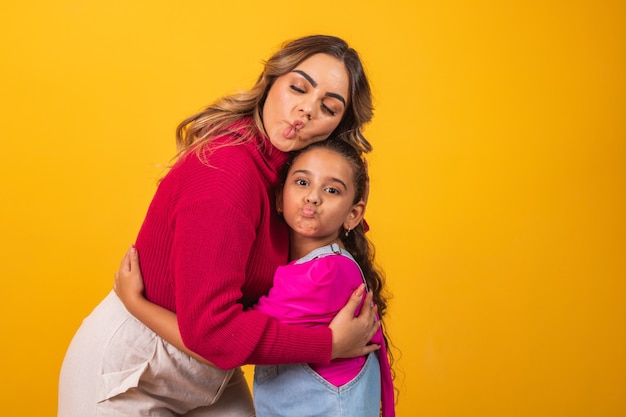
[134,117,332,369]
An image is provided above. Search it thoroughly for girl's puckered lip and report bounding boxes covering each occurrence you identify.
[301,204,316,217]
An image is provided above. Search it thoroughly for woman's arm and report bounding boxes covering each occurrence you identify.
[115,246,379,362]
[114,246,217,368]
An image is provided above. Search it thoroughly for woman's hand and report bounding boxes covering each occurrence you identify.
[329,284,380,359]
[113,245,146,314]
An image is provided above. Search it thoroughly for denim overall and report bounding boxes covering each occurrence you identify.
[253,244,381,417]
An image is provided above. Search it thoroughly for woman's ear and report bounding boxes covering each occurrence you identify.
[344,199,366,231]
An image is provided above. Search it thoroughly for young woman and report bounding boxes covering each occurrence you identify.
[116,139,395,417]
[58,34,380,417]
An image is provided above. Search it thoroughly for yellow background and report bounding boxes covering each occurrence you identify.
[1,1,624,416]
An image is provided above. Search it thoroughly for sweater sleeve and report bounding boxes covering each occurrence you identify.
[169,150,332,369]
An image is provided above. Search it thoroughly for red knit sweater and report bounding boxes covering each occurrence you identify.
[134,118,332,369]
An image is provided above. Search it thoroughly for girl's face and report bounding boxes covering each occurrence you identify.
[262,53,350,152]
[278,148,365,249]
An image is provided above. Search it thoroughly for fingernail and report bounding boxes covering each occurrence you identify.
[355,284,364,297]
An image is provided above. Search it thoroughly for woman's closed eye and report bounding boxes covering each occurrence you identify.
[290,85,338,116]
[321,103,336,116]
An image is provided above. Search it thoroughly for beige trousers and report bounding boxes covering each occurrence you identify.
[58,291,254,416]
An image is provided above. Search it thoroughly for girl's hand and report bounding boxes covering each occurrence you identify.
[329,284,380,359]
[113,245,146,312]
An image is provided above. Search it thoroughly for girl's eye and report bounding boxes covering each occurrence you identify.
[290,85,305,93]
[295,179,309,186]
[325,187,340,194]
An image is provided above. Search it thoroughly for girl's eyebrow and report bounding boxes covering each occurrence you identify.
[292,169,348,191]
[328,177,348,191]
[292,70,347,106]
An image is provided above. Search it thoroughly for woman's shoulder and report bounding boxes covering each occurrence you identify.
[172,138,260,178]
[156,145,263,213]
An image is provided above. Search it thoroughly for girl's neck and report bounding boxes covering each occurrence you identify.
[288,233,344,261]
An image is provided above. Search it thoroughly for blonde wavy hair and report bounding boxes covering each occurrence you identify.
[175,34,374,159]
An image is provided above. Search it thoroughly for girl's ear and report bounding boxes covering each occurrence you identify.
[344,199,366,231]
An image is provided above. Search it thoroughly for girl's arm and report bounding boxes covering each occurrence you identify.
[113,246,217,368]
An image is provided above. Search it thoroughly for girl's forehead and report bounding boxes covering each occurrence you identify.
[289,148,353,176]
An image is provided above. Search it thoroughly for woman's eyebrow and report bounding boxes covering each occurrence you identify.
[293,70,317,87]
[292,70,347,106]
[325,92,346,106]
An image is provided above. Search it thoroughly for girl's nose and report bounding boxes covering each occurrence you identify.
[305,193,320,205]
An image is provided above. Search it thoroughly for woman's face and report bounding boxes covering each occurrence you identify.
[262,53,350,152]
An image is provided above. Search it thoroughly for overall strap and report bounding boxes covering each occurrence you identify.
[295,243,369,290]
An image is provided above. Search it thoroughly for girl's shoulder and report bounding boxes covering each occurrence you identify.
[295,246,363,285]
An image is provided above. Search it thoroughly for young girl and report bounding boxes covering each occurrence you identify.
[115,139,395,416]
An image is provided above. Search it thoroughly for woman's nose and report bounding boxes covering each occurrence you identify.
[298,99,315,120]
